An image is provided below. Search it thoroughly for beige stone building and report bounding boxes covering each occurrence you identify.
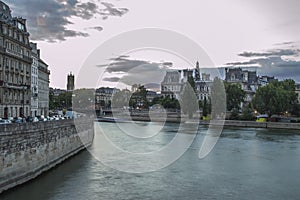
[0,1,32,118]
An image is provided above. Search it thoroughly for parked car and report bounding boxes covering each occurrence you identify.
[33,117,39,122]
[14,118,23,123]
[0,119,12,125]
[26,116,34,122]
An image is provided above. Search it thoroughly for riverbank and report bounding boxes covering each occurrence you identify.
[0,119,94,194]
[100,114,300,130]
[195,120,300,130]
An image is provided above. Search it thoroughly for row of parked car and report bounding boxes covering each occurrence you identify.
[0,115,71,125]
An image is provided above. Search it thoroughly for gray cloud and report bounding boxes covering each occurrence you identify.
[8,0,128,42]
[238,49,300,58]
[100,56,168,86]
[87,26,103,32]
[228,45,300,82]
[105,59,150,73]
[100,2,129,20]
[103,77,120,82]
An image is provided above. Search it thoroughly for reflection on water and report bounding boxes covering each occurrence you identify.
[1,123,300,200]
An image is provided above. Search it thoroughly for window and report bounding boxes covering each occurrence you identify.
[3,26,7,34]
[8,29,12,37]
[24,36,28,45]
[19,34,23,42]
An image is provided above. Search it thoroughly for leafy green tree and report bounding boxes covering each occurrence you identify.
[202,97,209,117]
[188,75,196,92]
[210,77,226,119]
[229,108,240,120]
[49,90,73,110]
[180,82,198,118]
[112,90,132,108]
[72,89,95,109]
[129,85,149,109]
[225,82,246,111]
[253,79,298,116]
[150,96,180,110]
[240,105,255,121]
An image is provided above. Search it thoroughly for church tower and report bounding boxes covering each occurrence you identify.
[67,72,75,91]
[194,61,201,81]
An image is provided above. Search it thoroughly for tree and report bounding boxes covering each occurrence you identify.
[202,97,209,117]
[150,96,180,110]
[112,90,132,108]
[229,108,240,120]
[210,77,226,119]
[129,85,149,109]
[49,90,73,110]
[188,75,196,92]
[225,82,246,111]
[252,79,298,116]
[240,105,255,121]
[180,82,198,118]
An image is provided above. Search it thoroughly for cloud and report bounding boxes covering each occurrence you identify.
[7,0,128,42]
[99,56,155,73]
[238,49,300,58]
[86,26,103,32]
[228,44,300,82]
[100,56,168,86]
[103,77,120,82]
[100,2,129,20]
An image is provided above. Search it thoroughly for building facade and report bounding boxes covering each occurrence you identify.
[30,42,38,116]
[161,71,182,99]
[0,1,32,118]
[37,58,50,116]
[161,62,213,101]
[225,67,259,104]
[95,87,120,109]
[295,84,300,104]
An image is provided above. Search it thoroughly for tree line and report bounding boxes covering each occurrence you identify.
[49,78,300,120]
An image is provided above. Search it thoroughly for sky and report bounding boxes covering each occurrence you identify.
[4,0,300,89]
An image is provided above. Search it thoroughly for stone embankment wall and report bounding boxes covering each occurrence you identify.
[0,119,94,193]
[201,120,300,130]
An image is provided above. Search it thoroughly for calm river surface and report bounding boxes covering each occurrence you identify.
[2,122,300,200]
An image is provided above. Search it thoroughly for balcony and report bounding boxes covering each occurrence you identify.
[2,82,30,90]
[6,48,23,59]
[23,55,32,63]
[4,48,32,63]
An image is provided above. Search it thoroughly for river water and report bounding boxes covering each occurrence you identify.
[2,122,300,200]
